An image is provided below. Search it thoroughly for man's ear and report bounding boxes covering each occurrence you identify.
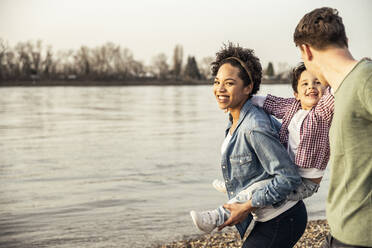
[301,44,313,61]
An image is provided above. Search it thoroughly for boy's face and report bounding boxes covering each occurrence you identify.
[295,70,326,110]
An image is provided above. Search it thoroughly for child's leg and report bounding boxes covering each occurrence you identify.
[191,181,268,233]
[287,178,320,201]
[216,188,253,225]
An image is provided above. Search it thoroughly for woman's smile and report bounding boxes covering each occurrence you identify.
[217,94,230,102]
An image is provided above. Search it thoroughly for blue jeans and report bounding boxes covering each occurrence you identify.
[320,234,370,248]
[242,201,307,248]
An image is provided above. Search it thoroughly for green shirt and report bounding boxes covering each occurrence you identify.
[327,58,372,246]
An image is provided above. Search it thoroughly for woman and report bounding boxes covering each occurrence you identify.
[203,43,307,247]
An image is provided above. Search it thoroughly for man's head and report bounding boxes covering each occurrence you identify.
[293,7,348,85]
[294,7,348,50]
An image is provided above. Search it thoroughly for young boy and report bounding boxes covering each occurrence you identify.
[191,63,334,233]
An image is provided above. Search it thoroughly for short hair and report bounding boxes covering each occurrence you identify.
[211,42,262,96]
[294,7,348,50]
[291,62,307,93]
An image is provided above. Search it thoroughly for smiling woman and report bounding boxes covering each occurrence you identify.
[213,63,252,120]
[189,43,307,248]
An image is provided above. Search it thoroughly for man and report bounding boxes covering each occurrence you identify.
[293,7,372,248]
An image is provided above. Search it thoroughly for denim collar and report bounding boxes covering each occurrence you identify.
[225,99,253,136]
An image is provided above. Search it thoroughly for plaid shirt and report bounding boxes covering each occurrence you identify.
[263,87,334,170]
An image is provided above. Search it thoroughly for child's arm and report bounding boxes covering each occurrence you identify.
[313,87,335,122]
[262,95,297,119]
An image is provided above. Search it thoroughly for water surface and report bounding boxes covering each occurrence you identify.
[0,85,329,248]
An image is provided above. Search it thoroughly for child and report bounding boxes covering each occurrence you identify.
[191,63,334,233]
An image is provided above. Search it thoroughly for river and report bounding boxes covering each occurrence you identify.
[0,84,329,248]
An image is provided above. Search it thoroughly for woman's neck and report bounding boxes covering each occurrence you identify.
[229,97,250,123]
[229,108,240,124]
[228,106,242,134]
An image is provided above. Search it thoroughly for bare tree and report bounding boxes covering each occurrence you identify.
[55,49,75,76]
[277,62,290,74]
[42,45,55,79]
[0,38,8,80]
[75,45,91,77]
[151,53,169,79]
[0,40,195,83]
[29,40,43,77]
[4,50,18,80]
[129,60,145,78]
[115,47,135,80]
[198,56,214,80]
[172,44,183,78]
[15,42,32,79]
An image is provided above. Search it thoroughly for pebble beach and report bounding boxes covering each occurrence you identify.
[157,219,329,248]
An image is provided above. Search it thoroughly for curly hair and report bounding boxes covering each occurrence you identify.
[211,42,262,96]
[291,62,307,93]
[294,7,348,50]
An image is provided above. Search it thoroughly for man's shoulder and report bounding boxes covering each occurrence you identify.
[353,59,372,98]
[339,59,372,94]
[354,58,372,81]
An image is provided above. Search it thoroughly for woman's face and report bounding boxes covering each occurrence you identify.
[213,63,252,112]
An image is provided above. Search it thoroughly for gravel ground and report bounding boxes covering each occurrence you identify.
[156,219,329,248]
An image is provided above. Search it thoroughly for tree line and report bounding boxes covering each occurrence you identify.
[0,38,288,85]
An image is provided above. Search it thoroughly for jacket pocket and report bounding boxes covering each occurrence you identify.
[230,154,258,182]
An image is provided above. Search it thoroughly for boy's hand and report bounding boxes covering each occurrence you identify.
[217,200,257,231]
[287,178,320,201]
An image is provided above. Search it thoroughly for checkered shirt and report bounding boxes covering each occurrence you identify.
[262,87,334,170]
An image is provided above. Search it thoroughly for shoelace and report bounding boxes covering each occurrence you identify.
[201,211,216,225]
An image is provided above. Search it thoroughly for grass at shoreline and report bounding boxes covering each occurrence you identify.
[156,219,329,248]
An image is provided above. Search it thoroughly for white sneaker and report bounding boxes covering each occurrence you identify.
[212,179,227,193]
[190,210,218,233]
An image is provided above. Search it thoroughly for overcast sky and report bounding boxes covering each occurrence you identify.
[0,0,371,69]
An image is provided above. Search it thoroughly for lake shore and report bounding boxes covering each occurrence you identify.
[0,78,289,87]
[156,219,329,248]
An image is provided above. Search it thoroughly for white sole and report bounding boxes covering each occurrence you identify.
[190,211,200,230]
[212,179,227,193]
[190,210,214,234]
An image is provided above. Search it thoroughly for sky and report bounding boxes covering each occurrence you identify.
[0,0,371,70]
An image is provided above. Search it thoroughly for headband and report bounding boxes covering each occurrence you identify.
[224,56,254,85]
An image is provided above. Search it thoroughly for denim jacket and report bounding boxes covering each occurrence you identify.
[221,100,301,238]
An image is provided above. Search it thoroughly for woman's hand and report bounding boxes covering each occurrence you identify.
[217,200,257,231]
